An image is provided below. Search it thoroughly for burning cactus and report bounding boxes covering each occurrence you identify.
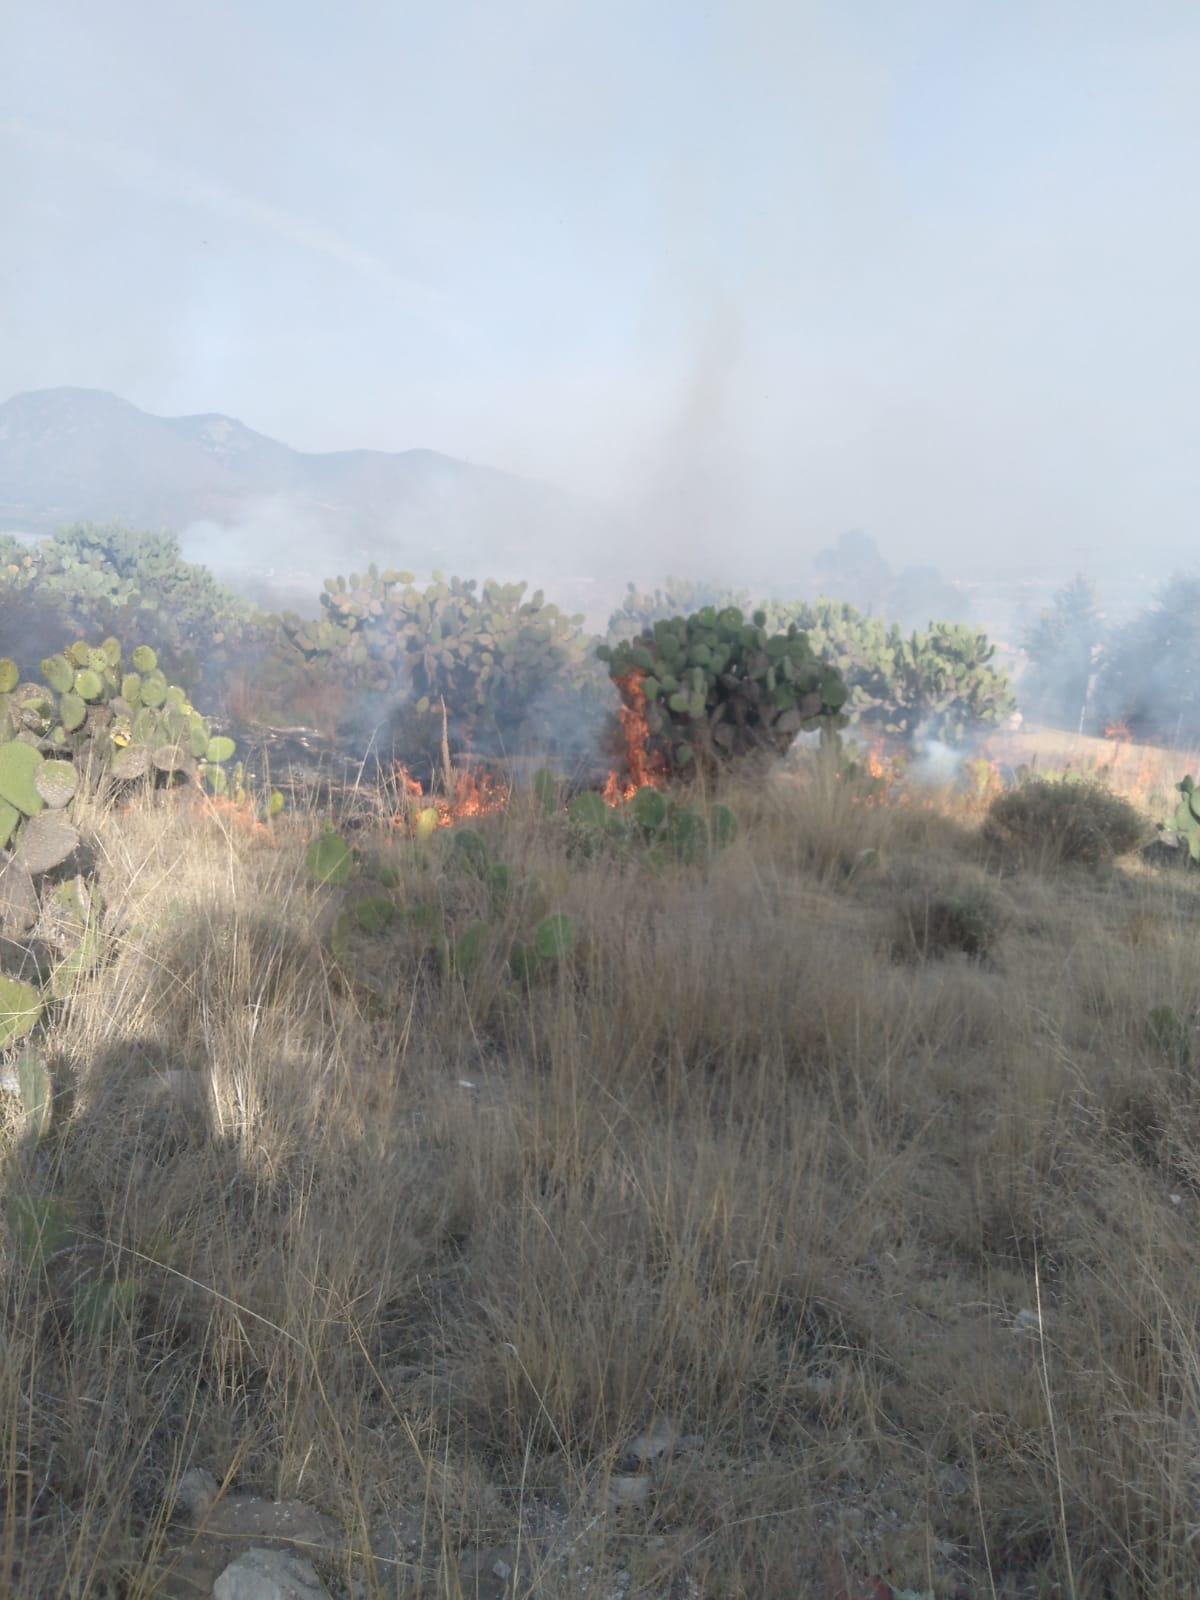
[598,606,848,776]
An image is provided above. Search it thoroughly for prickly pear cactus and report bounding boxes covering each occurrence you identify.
[757,600,1014,745]
[0,639,237,996]
[280,568,599,768]
[598,606,848,775]
[1164,775,1200,863]
[0,639,237,808]
[0,521,267,706]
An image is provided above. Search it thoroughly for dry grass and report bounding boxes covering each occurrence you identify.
[3,767,1200,1598]
[983,725,1200,815]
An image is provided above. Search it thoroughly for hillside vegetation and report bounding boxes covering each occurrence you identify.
[3,754,1200,1599]
[4,531,1200,1598]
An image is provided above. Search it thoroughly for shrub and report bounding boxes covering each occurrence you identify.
[982,777,1148,867]
[892,884,1006,962]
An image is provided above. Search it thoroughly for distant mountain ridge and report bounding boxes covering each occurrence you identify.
[0,387,617,588]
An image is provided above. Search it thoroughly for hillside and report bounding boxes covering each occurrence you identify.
[5,756,1200,1598]
[0,388,618,590]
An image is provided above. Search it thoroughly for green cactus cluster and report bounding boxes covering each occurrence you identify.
[0,523,268,704]
[0,872,108,1059]
[0,636,237,1056]
[1161,775,1200,864]
[280,567,601,767]
[304,819,577,989]
[757,600,1014,745]
[0,639,237,802]
[565,784,738,864]
[597,606,849,776]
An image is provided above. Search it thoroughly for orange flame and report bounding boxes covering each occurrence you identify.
[393,764,509,827]
[198,791,278,843]
[603,670,669,805]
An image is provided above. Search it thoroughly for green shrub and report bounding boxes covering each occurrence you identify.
[982,777,1147,867]
[892,885,1006,962]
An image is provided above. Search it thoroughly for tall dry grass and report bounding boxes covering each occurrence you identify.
[3,769,1200,1597]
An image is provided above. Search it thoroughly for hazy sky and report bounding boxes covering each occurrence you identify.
[4,1,1199,577]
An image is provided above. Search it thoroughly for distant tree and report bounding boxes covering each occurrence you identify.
[1097,571,1200,745]
[1021,575,1105,731]
[812,531,893,614]
[811,532,967,626]
[886,563,968,629]
[605,577,751,644]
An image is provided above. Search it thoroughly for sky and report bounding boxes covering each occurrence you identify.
[3,0,1199,580]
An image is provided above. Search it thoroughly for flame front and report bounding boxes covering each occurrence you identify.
[394,764,509,827]
[603,670,668,804]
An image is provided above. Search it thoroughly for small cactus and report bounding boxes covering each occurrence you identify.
[16,1051,53,1142]
[306,830,353,887]
[0,743,45,816]
[0,975,41,1049]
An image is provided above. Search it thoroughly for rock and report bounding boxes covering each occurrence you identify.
[0,851,38,938]
[197,1493,340,1551]
[176,1466,219,1519]
[617,1417,701,1472]
[605,1474,652,1511]
[459,1543,526,1598]
[619,1418,679,1471]
[212,1546,330,1600]
[369,1512,425,1585]
[156,1488,342,1599]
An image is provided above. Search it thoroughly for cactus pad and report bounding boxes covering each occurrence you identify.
[41,655,74,694]
[0,743,45,816]
[306,830,353,886]
[205,735,236,764]
[533,912,576,960]
[16,810,79,875]
[0,975,41,1049]
[34,761,79,809]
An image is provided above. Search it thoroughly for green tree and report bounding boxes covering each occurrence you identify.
[1097,572,1200,745]
[1021,575,1105,731]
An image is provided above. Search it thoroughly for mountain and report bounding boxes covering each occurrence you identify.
[0,388,619,599]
